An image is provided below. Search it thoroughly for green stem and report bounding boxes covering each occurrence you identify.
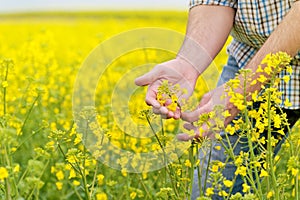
[82,121,91,200]
[242,70,263,198]
[267,91,279,199]
[159,117,167,185]
[188,144,194,200]
[57,143,81,175]
[19,94,40,135]
[195,143,202,197]
[145,115,180,198]
[203,141,212,191]
[244,114,263,198]
[89,163,98,198]
[73,185,84,200]
[12,126,44,154]
[137,174,153,200]
[296,174,299,200]
[2,61,9,116]
[26,160,49,200]
[3,145,11,200]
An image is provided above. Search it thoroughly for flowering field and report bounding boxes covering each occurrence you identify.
[0,11,300,200]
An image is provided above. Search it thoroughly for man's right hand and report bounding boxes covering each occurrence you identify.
[134,57,200,119]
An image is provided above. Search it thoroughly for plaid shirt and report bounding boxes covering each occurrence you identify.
[190,0,300,109]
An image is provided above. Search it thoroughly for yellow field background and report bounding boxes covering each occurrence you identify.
[0,11,299,200]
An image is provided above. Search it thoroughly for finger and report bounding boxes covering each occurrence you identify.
[181,103,211,123]
[159,106,169,115]
[135,69,159,86]
[152,107,160,114]
[164,98,172,106]
[145,86,161,108]
[153,106,174,119]
[198,92,211,108]
[183,123,197,131]
[202,130,215,139]
[153,106,169,117]
[165,110,174,118]
[177,133,194,141]
[173,107,181,119]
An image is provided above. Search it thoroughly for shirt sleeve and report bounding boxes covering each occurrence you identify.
[189,0,238,9]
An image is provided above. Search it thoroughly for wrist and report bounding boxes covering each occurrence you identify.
[177,36,213,75]
[175,55,201,77]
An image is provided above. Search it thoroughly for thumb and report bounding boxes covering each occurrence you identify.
[135,69,158,86]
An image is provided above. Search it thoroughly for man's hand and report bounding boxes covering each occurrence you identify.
[135,5,235,119]
[180,84,239,139]
[179,1,300,141]
[135,57,199,119]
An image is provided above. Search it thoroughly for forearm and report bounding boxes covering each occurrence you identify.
[177,5,235,75]
[241,1,300,93]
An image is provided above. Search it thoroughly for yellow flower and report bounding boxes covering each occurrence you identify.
[284,98,292,107]
[56,181,63,190]
[223,180,233,188]
[157,93,165,105]
[97,174,105,185]
[234,156,243,166]
[292,168,299,176]
[1,81,8,88]
[257,75,267,83]
[214,145,221,151]
[273,114,281,128]
[0,167,9,181]
[130,191,137,199]
[56,170,64,181]
[11,147,17,153]
[267,191,274,199]
[142,172,147,179]
[51,166,56,173]
[73,180,80,186]
[13,164,20,173]
[218,190,228,197]
[282,75,290,83]
[292,188,296,197]
[235,166,247,176]
[242,183,250,193]
[215,133,221,140]
[206,187,214,196]
[264,65,272,75]
[286,66,293,74]
[251,90,258,102]
[217,161,225,168]
[68,169,77,179]
[74,134,82,145]
[260,169,268,177]
[184,160,192,168]
[211,165,219,173]
[250,79,257,86]
[225,124,235,135]
[222,110,231,118]
[96,193,108,200]
[121,168,127,177]
[167,102,177,112]
[257,65,264,72]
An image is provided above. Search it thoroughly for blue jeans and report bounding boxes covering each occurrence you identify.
[191,56,300,199]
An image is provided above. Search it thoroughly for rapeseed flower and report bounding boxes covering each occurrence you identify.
[0,167,8,181]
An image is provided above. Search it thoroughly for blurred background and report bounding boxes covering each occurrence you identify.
[0,0,188,13]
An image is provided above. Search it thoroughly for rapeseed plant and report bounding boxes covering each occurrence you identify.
[0,11,299,200]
